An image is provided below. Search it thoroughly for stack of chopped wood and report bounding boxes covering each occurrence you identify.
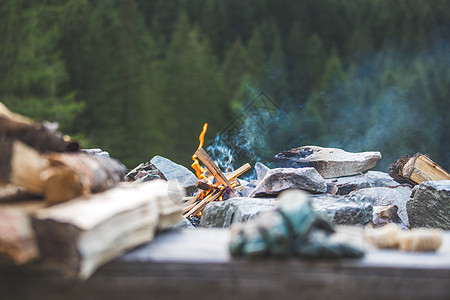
[0,103,183,279]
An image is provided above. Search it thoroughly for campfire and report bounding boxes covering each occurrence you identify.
[182,123,250,219]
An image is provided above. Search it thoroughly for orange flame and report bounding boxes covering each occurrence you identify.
[191,123,208,179]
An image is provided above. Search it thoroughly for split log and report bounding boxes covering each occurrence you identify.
[0,102,79,152]
[32,180,183,279]
[42,152,126,204]
[0,138,48,195]
[402,153,449,184]
[0,197,45,264]
[0,138,126,203]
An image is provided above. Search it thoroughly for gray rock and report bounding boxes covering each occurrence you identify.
[407,180,450,230]
[349,186,412,227]
[275,146,382,178]
[373,205,407,230]
[150,155,198,195]
[81,148,110,157]
[199,197,278,228]
[250,167,327,197]
[325,174,371,195]
[200,193,373,228]
[365,171,400,188]
[165,216,195,230]
[255,162,270,182]
[125,162,164,182]
[311,194,373,225]
[325,171,401,195]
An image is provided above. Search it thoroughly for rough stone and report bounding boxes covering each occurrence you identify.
[255,162,270,182]
[365,171,400,188]
[407,180,450,230]
[200,193,373,228]
[325,171,401,195]
[199,198,278,228]
[349,186,412,227]
[81,148,110,157]
[164,216,195,230]
[150,155,198,195]
[311,194,373,225]
[274,146,382,178]
[373,205,407,229]
[325,174,371,195]
[125,162,165,182]
[250,167,327,197]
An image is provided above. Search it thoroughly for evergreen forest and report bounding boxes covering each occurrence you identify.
[1,0,449,172]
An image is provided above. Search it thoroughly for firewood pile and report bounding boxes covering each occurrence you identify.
[0,102,183,279]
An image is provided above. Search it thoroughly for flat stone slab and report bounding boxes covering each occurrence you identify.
[311,194,373,225]
[325,171,402,195]
[350,186,412,227]
[250,167,327,197]
[275,146,382,178]
[407,180,450,230]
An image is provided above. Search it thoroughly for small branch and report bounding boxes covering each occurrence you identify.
[226,163,251,182]
[184,191,221,218]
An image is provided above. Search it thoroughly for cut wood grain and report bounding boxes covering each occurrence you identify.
[402,153,450,184]
[32,180,183,279]
[0,138,48,195]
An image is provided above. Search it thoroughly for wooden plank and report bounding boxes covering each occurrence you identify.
[0,228,449,300]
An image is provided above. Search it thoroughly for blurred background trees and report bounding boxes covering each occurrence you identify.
[1,0,449,171]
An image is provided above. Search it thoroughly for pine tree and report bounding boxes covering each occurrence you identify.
[0,0,84,133]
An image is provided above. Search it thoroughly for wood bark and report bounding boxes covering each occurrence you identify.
[0,102,79,153]
[32,180,183,279]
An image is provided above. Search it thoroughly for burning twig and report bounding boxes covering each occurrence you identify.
[183,123,251,220]
[195,147,232,187]
[184,190,222,218]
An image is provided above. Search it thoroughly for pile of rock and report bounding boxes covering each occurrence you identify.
[130,146,449,231]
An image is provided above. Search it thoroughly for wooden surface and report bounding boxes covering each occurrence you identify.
[1,228,449,300]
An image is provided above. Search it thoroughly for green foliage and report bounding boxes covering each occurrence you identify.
[1,0,449,170]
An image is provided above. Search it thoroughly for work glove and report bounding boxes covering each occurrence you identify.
[229,190,364,258]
